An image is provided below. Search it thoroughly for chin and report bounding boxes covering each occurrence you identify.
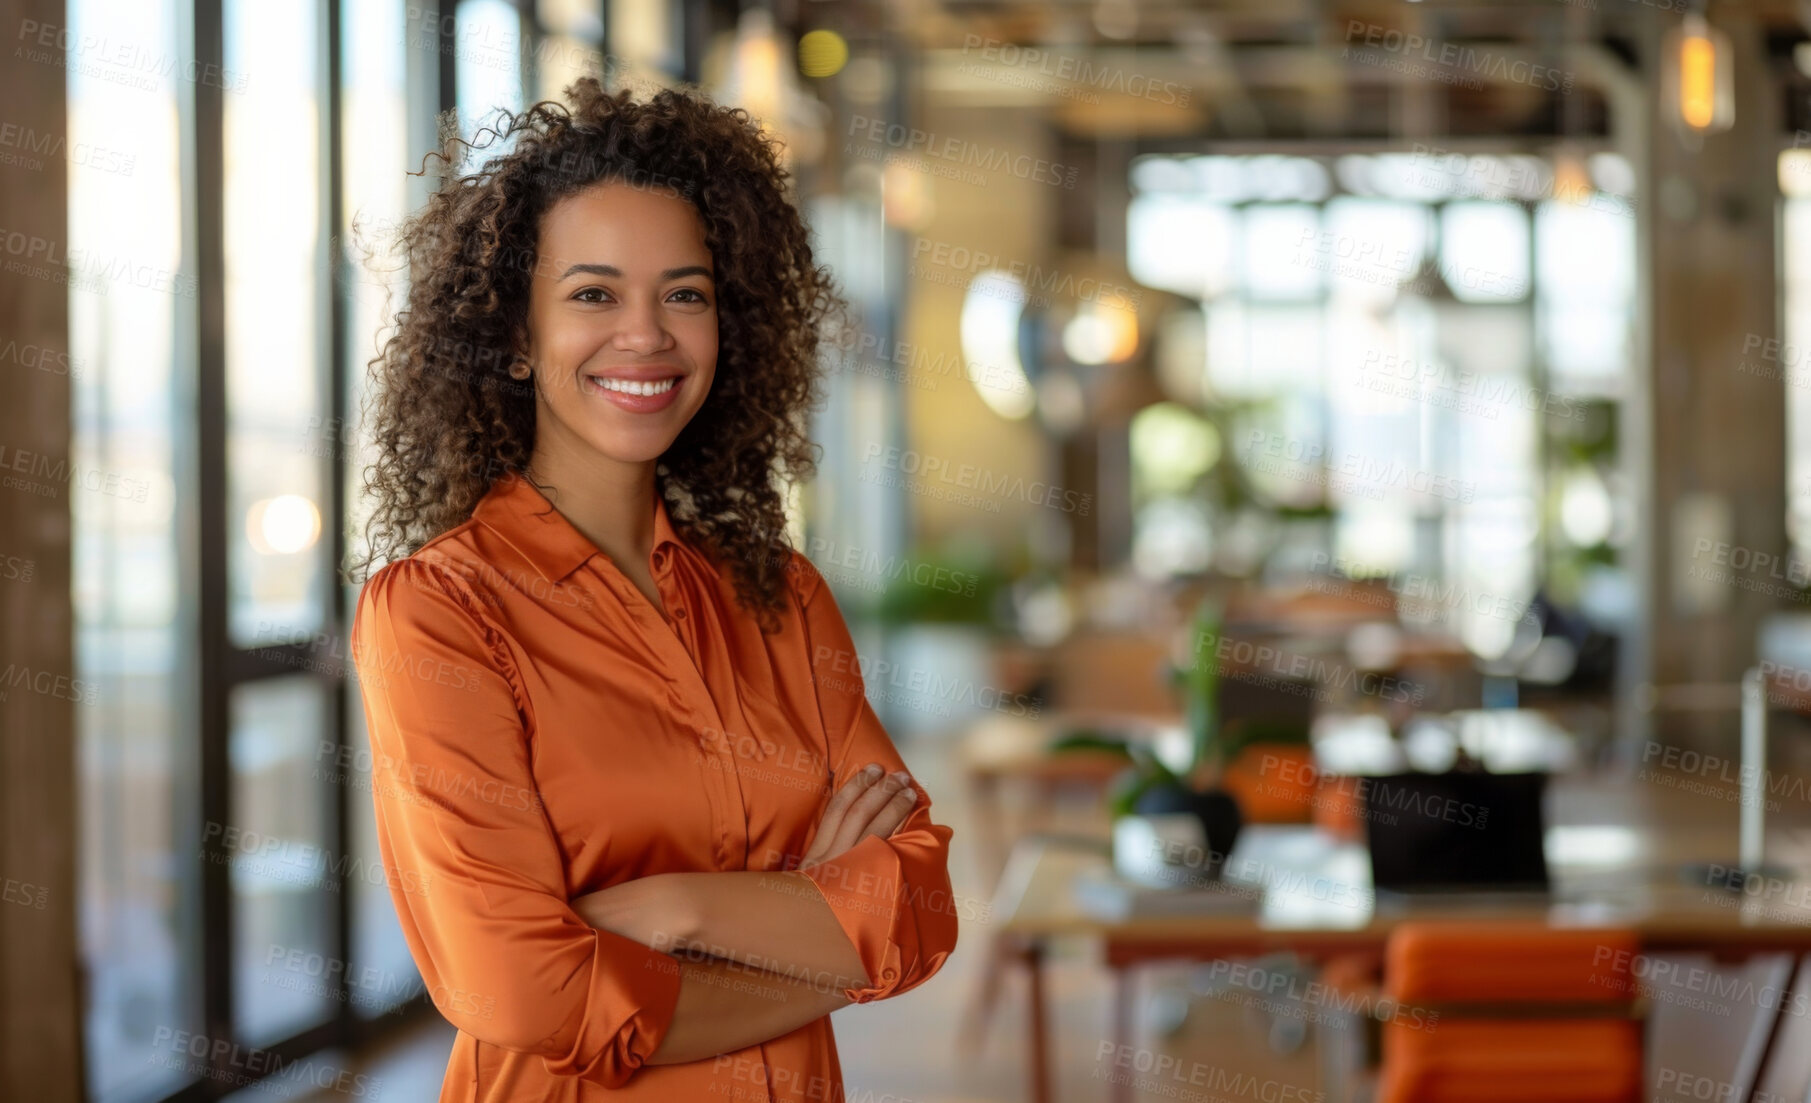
[582,433,678,466]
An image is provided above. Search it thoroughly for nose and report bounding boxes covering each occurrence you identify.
[611,297,674,356]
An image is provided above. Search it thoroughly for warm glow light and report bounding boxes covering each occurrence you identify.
[1061,301,1140,365]
[1665,14,1733,136]
[797,30,848,78]
[247,495,321,556]
[1679,33,1717,131]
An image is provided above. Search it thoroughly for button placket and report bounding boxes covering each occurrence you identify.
[583,556,744,869]
[647,567,748,870]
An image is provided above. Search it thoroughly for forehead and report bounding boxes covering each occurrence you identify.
[535,180,711,268]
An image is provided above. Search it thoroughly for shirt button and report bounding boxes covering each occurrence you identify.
[671,606,686,620]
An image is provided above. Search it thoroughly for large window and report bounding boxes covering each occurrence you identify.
[69,0,199,1096]
[1127,153,1635,659]
[71,1,454,1098]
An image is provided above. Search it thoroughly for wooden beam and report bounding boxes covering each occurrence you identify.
[0,0,82,1096]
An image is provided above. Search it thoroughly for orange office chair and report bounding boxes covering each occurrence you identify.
[1220,743,1317,823]
[1376,923,1644,1103]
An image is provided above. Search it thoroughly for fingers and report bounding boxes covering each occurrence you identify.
[857,779,920,843]
[829,768,915,855]
[802,763,886,867]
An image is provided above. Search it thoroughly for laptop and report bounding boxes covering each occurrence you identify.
[1363,770,1551,904]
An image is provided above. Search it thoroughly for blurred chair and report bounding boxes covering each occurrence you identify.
[1220,743,1316,823]
[1376,923,1643,1103]
[1046,629,1179,717]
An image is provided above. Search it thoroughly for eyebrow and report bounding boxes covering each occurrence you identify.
[557,263,714,282]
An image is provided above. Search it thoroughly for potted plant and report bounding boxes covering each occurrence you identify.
[869,539,1014,738]
[1049,594,1246,887]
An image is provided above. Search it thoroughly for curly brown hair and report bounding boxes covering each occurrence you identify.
[349,77,845,631]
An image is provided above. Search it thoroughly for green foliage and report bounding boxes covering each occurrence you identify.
[871,541,1011,628]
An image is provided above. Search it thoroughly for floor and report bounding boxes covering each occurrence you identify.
[245,725,1811,1103]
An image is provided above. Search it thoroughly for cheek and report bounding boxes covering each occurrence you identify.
[684,317,719,373]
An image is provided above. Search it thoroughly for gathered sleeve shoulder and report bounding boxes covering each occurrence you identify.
[783,552,960,1003]
[351,556,681,1087]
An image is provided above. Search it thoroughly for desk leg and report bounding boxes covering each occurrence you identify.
[1746,953,1800,1103]
[1021,938,1051,1103]
[1110,965,1133,1103]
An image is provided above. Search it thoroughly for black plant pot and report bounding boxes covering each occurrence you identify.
[1131,784,1244,882]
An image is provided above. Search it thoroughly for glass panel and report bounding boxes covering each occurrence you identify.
[344,0,420,1019]
[1323,197,1430,303]
[536,32,605,104]
[1127,196,1234,300]
[69,0,201,1097]
[225,0,329,647]
[1535,200,1634,387]
[232,677,335,1044]
[1206,301,1325,399]
[1241,204,1321,301]
[1440,202,1530,303]
[342,0,411,564]
[457,0,526,139]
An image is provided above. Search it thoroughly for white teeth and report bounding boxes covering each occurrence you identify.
[591,376,678,397]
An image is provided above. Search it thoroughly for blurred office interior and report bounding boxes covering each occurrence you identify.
[11,0,1811,1100]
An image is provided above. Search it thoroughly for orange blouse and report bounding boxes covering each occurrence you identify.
[350,472,958,1102]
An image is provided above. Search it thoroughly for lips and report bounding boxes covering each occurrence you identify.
[582,366,688,412]
[588,376,679,396]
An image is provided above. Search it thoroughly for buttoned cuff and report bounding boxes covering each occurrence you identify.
[796,834,910,1003]
[540,929,685,1087]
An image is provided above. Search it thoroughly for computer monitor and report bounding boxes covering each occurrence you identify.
[1363,770,1550,894]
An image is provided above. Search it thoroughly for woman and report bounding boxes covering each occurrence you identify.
[348,78,958,1102]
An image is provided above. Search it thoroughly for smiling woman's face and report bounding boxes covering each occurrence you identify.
[523,180,718,469]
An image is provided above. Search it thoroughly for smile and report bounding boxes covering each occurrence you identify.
[587,376,679,396]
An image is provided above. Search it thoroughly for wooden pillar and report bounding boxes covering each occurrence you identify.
[0,0,83,1096]
[1624,8,1785,753]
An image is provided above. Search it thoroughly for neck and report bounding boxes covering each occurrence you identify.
[524,429,657,575]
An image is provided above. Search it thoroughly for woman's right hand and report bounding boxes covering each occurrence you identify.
[797,762,918,871]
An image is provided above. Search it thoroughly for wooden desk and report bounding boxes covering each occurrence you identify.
[992,818,1811,1103]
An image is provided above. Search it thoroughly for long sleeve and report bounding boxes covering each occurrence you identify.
[351,558,683,1088]
[786,554,960,1004]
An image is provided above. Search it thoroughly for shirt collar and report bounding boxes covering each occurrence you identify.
[471,471,684,584]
